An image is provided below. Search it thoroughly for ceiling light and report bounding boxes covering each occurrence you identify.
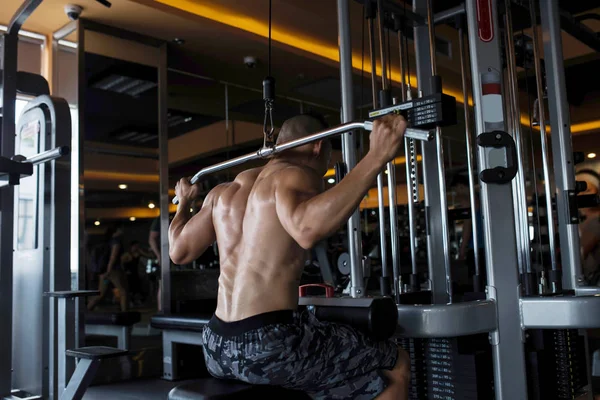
[384,170,389,175]
[588,153,597,159]
[129,217,136,222]
[148,202,156,209]
[327,178,335,184]
[94,220,100,226]
[173,38,185,45]
[118,184,128,190]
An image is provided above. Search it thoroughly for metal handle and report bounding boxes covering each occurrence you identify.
[172,121,431,204]
[26,146,69,165]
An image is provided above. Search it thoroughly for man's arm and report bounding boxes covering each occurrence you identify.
[275,115,406,249]
[276,153,386,249]
[169,187,220,265]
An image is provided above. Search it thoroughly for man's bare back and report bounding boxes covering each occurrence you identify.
[210,161,324,321]
[169,114,410,399]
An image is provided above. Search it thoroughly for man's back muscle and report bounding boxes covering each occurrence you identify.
[213,162,320,322]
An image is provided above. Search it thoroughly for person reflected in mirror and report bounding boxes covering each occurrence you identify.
[122,240,154,307]
[88,223,129,312]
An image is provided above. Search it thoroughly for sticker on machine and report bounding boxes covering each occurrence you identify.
[481,71,503,124]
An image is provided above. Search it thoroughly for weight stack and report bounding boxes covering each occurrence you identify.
[425,335,493,400]
[526,329,588,400]
[398,337,428,400]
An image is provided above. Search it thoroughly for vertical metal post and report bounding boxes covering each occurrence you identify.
[337,0,365,298]
[367,12,390,291]
[539,0,582,292]
[529,0,558,277]
[159,43,172,310]
[57,298,69,396]
[413,0,451,304]
[0,31,18,399]
[465,0,528,398]
[74,17,85,365]
[457,23,481,280]
[376,0,401,299]
[398,22,419,290]
[504,0,533,282]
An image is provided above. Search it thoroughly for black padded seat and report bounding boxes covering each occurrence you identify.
[85,311,141,326]
[168,379,310,400]
[66,346,128,360]
[151,314,212,332]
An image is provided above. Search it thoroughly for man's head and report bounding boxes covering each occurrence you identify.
[130,240,140,251]
[276,113,332,174]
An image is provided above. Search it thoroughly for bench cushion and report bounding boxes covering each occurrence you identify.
[85,311,141,326]
[151,314,212,332]
[168,379,310,400]
[66,346,128,360]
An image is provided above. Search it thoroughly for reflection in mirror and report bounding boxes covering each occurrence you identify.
[83,51,160,312]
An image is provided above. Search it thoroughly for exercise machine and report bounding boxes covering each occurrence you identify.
[164,0,600,399]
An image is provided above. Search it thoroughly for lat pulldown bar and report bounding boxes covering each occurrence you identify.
[172,122,432,204]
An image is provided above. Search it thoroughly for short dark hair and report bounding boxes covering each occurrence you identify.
[130,240,139,247]
[299,111,329,130]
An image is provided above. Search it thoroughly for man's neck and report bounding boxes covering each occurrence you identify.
[272,153,322,173]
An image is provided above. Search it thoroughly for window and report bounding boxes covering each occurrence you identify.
[15,99,40,250]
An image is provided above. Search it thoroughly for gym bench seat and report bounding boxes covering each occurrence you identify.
[62,346,129,400]
[168,378,310,400]
[85,311,141,350]
[151,314,212,380]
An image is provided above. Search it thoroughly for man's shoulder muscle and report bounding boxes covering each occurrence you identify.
[274,164,321,192]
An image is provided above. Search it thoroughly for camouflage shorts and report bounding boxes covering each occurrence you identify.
[201,309,399,400]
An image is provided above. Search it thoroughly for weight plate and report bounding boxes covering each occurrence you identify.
[337,252,350,275]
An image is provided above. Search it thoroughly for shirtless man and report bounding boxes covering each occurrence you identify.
[169,114,410,399]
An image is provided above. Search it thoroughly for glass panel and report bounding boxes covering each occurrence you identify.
[15,106,40,250]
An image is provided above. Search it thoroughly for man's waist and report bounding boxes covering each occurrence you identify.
[208,309,295,337]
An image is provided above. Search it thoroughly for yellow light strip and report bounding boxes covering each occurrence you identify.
[85,170,159,183]
[154,0,600,134]
[324,155,422,177]
[155,0,471,104]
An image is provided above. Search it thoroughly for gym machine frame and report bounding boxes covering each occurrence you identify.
[166,0,600,398]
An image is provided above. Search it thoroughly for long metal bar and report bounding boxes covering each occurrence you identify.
[173,122,432,203]
[458,22,480,279]
[540,0,582,291]
[0,31,18,399]
[368,15,389,285]
[413,0,450,304]
[465,0,528,398]
[505,0,532,276]
[529,0,557,274]
[376,0,401,299]
[337,0,364,297]
[376,0,389,90]
[74,20,86,355]
[399,24,419,284]
[427,0,453,301]
[433,4,465,24]
[159,43,172,312]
